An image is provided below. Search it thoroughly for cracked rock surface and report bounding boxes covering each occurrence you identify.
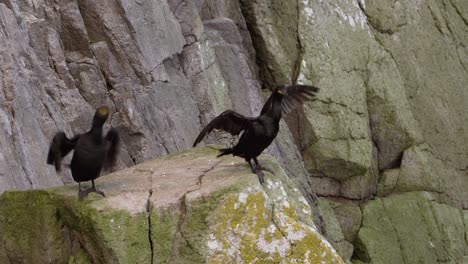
[239,0,468,262]
[1,0,468,263]
[0,0,306,196]
[0,146,343,264]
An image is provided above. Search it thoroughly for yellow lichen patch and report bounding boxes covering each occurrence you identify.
[207,190,344,264]
[283,201,299,221]
[274,213,344,264]
[208,191,286,263]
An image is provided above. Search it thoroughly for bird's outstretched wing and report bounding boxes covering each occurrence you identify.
[47,132,79,172]
[193,110,254,147]
[104,128,120,169]
[281,85,319,115]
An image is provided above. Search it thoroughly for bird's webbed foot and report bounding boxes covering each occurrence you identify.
[255,165,275,175]
[252,157,275,176]
[254,169,265,185]
[78,189,88,201]
[89,186,106,197]
[78,186,105,201]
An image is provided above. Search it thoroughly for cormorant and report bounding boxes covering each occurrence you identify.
[193,85,319,184]
[47,106,120,200]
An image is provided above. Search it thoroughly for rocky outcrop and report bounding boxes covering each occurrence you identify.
[0,147,343,264]
[1,0,467,263]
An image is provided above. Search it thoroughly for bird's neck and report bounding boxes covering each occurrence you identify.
[267,93,283,120]
[90,119,104,138]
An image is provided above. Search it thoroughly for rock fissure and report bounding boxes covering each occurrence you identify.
[197,160,222,186]
[146,188,154,264]
[292,0,304,84]
[423,201,447,263]
[381,200,408,264]
[41,99,60,134]
[448,0,468,27]
[356,1,401,71]
[318,193,373,202]
[463,210,468,251]
[178,193,195,250]
[315,98,367,117]
[270,204,294,257]
[303,186,327,236]
[170,160,221,261]
[11,128,34,188]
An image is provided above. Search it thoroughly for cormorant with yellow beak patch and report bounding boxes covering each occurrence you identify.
[47,106,120,200]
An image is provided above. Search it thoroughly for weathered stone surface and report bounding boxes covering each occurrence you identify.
[239,0,299,86]
[0,147,343,264]
[366,46,423,171]
[396,144,468,208]
[331,201,362,243]
[361,0,468,171]
[1,0,468,262]
[0,0,311,197]
[354,192,467,264]
[376,169,400,197]
[317,199,354,263]
[240,0,468,204]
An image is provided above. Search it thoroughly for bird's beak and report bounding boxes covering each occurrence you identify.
[278,88,287,95]
[98,106,109,116]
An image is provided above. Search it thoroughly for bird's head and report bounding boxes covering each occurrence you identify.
[272,85,287,95]
[93,105,110,126]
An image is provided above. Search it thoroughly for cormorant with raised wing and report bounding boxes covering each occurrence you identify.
[193,85,319,184]
[47,106,120,200]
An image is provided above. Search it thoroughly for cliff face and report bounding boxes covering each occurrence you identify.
[241,0,468,206]
[0,0,260,191]
[1,0,468,263]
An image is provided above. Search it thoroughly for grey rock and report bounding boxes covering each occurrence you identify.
[0,0,313,215]
[396,144,468,208]
[355,192,467,264]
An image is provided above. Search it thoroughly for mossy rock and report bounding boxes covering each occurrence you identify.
[354,192,468,264]
[0,146,343,263]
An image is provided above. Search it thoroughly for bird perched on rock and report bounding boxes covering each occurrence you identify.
[193,85,319,184]
[47,106,120,200]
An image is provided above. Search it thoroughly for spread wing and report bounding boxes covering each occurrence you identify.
[193,110,254,147]
[104,128,120,169]
[47,132,79,172]
[281,85,320,115]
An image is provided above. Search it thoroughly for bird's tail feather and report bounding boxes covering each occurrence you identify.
[217,148,233,157]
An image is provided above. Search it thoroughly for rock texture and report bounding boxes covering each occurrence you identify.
[1,0,468,263]
[239,0,468,262]
[355,192,468,264]
[0,0,312,205]
[0,147,344,264]
[244,0,468,201]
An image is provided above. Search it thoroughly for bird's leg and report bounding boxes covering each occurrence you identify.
[78,182,87,201]
[89,180,105,197]
[247,158,265,184]
[253,157,275,175]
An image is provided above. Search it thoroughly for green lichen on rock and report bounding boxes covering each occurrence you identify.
[203,166,344,264]
[354,192,468,264]
[151,207,179,264]
[0,190,150,263]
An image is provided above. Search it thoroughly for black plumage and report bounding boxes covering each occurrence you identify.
[193,85,319,183]
[47,106,120,200]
